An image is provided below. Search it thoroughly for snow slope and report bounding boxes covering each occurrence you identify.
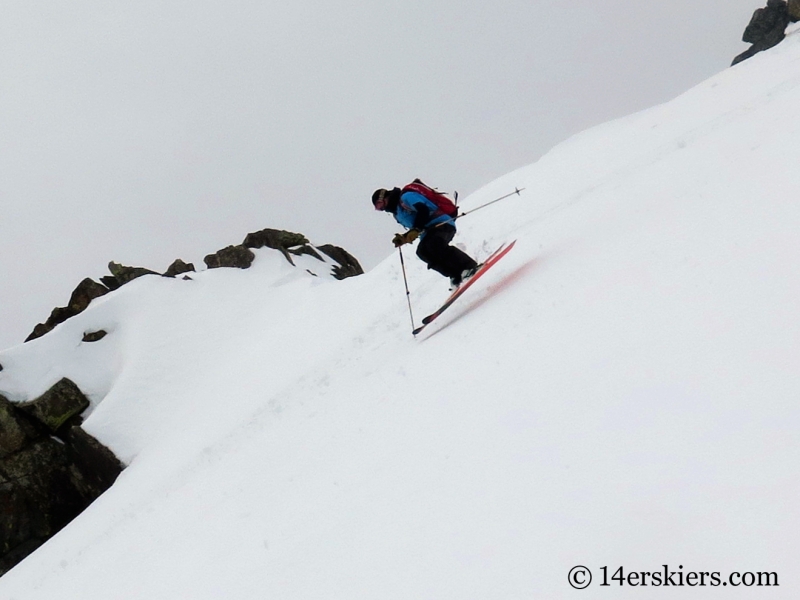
[2,32,800,599]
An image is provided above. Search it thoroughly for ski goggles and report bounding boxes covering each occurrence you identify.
[373,189,388,211]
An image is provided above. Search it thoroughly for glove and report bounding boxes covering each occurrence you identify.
[392,229,420,247]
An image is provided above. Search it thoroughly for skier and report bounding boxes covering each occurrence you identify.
[372,183,479,289]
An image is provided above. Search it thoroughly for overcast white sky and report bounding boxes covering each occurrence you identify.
[1,0,762,349]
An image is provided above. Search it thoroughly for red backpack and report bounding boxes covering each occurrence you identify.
[402,179,458,218]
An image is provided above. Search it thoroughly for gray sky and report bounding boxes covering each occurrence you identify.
[1,0,760,349]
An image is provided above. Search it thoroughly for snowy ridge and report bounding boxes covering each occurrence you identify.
[2,33,800,599]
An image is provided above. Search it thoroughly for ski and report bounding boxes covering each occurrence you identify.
[412,240,516,335]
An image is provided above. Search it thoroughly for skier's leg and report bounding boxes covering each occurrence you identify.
[417,226,477,279]
[445,244,478,273]
[417,227,459,278]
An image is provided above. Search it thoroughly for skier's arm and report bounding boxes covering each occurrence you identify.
[396,192,433,230]
[411,203,431,230]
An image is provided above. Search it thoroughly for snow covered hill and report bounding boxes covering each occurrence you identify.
[2,29,800,599]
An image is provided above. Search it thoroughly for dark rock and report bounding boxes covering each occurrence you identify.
[0,438,86,570]
[732,45,761,66]
[82,330,108,343]
[17,378,90,434]
[0,381,123,576]
[243,228,309,250]
[100,275,121,291]
[288,245,324,261]
[789,0,800,20]
[25,279,110,342]
[25,323,52,342]
[317,245,365,280]
[0,395,42,458]
[68,279,109,313]
[744,9,771,44]
[100,262,158,289]
[203,245,256,269]
[60,426,124,495]
[1,436,69,482]
[163,259,196,278]
[0,540,44,578]
[242,228,310,266]
[107,262,159,287]
[0,434,115,576]
[241,228,364,278]
[733,0,791,65]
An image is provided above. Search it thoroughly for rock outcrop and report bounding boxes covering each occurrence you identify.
[26,278,110,342]
[242,229,309,251]
[242,228,312,265]
[23,227,362,343]
[163,259,195,278]
[101,262,159,290]
[16,379,89,433]
[242,228,364,280]
[733,0,795,65]
[25,260,160,342]
[0,379,123,576]
[203,245,256,269]
[317,244,364,280]
[790,0,800,20]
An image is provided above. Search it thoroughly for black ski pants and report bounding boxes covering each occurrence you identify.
[416,225,477,279]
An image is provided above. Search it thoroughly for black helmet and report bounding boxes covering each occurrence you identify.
[372,188,390,210]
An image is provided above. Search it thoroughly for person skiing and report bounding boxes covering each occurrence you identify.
[372,181,479,289]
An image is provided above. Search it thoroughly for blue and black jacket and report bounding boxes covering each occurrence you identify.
[392,191,455,235]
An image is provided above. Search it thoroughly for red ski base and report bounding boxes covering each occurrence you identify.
[412,240,516,335]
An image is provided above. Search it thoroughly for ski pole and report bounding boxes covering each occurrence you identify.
[454,187,525,221]
[397,246,417,332]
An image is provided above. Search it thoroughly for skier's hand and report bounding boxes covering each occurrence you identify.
[392,229,420,247]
